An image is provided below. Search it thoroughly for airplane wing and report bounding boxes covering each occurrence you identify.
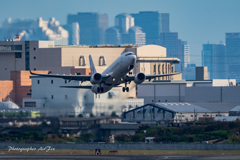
[30,70,91,82]
[125,72,181,81]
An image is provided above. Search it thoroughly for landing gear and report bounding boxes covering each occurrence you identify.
[97,87,104,93]
[122,87,129,92]
[122,82,129,92]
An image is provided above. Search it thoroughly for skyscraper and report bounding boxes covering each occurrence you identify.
[105,13,146,46]
[67,12,108,46]
[226,33,240,82]
[131,11,169,44]
[159,32,182,72]
[202,43,226,79]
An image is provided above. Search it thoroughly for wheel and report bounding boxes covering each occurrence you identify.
[122,87,125,92]
[126,87,129,92]
[97,87,100,92]
[101,87,104,92]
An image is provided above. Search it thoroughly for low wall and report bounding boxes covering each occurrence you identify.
[1,142,240,151]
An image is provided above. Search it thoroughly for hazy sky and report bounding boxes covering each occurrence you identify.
[1,0,240,65]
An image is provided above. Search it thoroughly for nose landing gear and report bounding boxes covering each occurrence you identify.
[97,87,104,93]
[122,87,129,92]
[122,82,129,92]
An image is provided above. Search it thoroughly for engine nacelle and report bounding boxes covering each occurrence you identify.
[90,73,102,84]
[134,72,146,84]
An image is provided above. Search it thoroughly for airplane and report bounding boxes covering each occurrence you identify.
[30,52,180,94]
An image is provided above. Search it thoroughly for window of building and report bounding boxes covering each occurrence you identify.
[25,41,30,70]
[153,64,156,73]
[158,64,161,74]
[162,64,165,74]
[51,95,54,99]
[34,68,36,71]
[15,52,22,58]
[24,102,36,107]
[37,80,40,84]
[34,48,36,50]
[99,56,106,66]
[0,45,22,51]
[79,56,86,66]
[191,115,193,117]
[65,80,67,84]
[76,73,81,75]
[34,56,36,59]
[51,80,53,84]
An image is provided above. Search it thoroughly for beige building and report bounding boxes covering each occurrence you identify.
[0,40,181,98]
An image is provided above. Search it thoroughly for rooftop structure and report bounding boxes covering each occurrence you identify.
[123,103,234,124]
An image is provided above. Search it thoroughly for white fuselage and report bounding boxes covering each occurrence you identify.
[91,52,136,94]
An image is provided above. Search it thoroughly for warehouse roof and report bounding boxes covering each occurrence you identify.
[191,102,237,112]
[230,106,240,112]
[154,103,211,113]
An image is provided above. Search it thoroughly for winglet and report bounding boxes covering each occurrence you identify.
[89,55,97,75]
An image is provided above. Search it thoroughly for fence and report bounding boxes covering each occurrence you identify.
[2,142,240,151]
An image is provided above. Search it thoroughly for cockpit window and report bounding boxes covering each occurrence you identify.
[125,53,134,56]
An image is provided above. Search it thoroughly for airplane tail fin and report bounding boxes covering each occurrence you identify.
[89,55,97,75]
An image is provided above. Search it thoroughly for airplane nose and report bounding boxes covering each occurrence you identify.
[129,55,136,64]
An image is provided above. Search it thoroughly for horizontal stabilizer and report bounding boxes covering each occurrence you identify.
[60,86,91,89]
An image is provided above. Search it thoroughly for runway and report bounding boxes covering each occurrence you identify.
[1,155,240,160]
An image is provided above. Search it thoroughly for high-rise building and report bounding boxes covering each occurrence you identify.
[180,41,190,79]
[184,64,196,80]
[131,11,169,44]
[115,13,134,34]
[71,22,80,45]
[104,27,121,45]
[159,32,182,72]
[128,27,146,46]
[67,12,108,46]
[105,13,146,46]
[202,43,226,79]
[226,33,240,82]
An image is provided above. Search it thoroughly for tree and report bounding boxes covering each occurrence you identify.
[78,114,83,118]
[81,133,95,142]
[90,113,95,117]
[111,111,119,118]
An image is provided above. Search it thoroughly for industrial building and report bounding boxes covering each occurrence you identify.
[22,76,144,117]
[123,103,237,124]
[137,79,239,105]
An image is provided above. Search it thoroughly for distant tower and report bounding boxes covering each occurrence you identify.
[67,12,108,45]
[128,26,146,46]
[115,13,134,34]
[226,33,240,82]
[72,22,80,45]
[131,11,170,44]
[202,43,226,79]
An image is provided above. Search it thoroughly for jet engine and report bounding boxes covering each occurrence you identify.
[134,73,146,84]
[90,73,102,84]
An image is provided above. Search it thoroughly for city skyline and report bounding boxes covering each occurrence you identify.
[1,0,240,65]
